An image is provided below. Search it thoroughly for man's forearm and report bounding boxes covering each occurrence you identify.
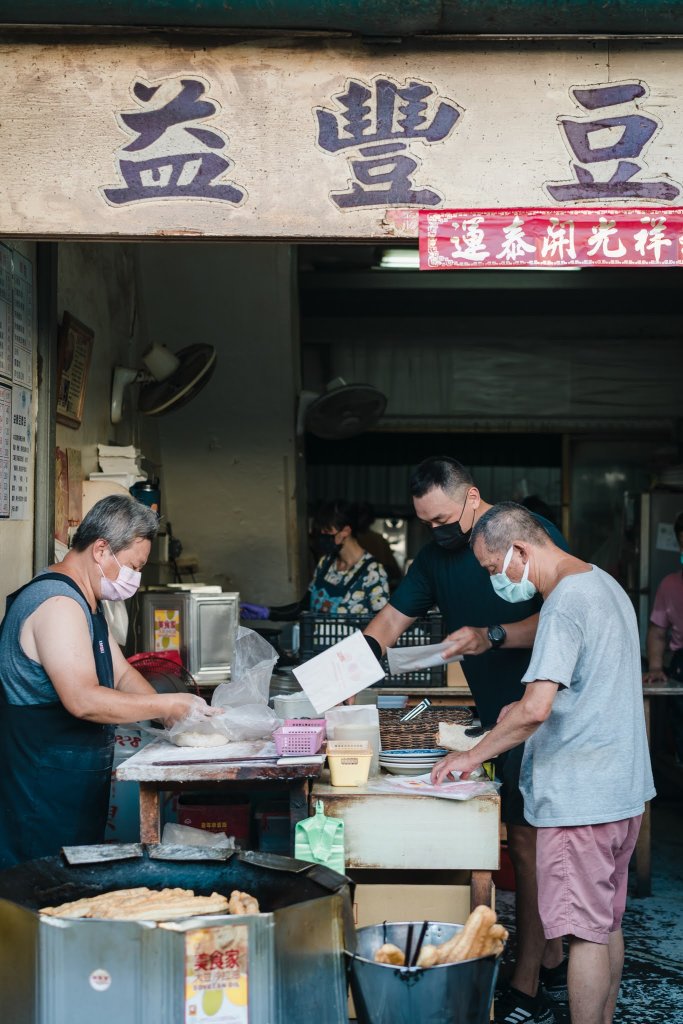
[67,687,169,725]
[464,703,541,765]
[500,614,539,649]
[364,604,416,655]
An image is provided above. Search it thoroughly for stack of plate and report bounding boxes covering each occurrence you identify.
[379,747,447,777]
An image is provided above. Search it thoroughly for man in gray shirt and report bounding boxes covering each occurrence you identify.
[432,502,655,1024]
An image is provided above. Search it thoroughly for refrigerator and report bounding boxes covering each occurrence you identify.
[623,491,683,652]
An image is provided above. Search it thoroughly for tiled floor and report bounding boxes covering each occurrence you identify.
[497,799,683,1023]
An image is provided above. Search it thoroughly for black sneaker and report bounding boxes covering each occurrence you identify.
[494,984,558,1024]
[540,959,569,1004]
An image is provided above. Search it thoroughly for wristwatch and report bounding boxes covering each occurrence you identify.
[487,625,507,649]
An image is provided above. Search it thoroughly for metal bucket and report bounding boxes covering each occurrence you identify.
[347,922,501,1024]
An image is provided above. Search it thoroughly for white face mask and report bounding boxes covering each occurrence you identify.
[99,549,141,602]
[490,546,537,603]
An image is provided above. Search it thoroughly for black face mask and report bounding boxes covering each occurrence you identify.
[317,533,342,557]
[431,499,474,552]
[432,520,472,552]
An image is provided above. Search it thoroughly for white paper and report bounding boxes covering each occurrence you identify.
[276,755,326,766]
[10,385,31,520]
[387,640,464,674]
[293,630,385,714]
[367,772,497,801]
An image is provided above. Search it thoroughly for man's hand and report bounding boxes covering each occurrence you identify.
[441,626,490,659]
[158,693,223,728]
[643,669,668,684]
[431,750,481,785]
[496,702,519,723]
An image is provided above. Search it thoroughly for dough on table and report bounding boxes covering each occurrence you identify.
[173,730,227,747]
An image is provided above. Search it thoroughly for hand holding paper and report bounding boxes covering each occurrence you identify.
[386,641,464,675]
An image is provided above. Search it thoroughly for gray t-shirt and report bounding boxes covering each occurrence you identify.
[520,565,655,827]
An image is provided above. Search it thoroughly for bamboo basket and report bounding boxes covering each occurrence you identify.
[379,706,473,751]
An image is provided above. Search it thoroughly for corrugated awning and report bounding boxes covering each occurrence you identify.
[0,1,682,36]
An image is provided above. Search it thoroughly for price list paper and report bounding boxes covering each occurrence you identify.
[10,385,31,520]
[0,382,10,518]
[0,245,12,381]
[12,253,33,389]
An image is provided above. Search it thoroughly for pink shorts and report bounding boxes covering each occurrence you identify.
[536,815,642,944]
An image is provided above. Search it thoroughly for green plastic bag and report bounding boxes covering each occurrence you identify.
[294,800,345,875]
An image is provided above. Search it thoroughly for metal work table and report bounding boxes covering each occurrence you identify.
[637,680,683,896]
[116,742,324,848]
[312,774,500,910]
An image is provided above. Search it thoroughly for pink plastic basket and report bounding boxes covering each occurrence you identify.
[284,718,327,737]
[273,725,325,756]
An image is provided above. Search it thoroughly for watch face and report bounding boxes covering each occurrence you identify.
[489,626,505,644]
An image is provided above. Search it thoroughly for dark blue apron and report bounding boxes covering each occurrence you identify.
[0,573,115,870]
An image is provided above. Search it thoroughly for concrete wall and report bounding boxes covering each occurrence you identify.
[136,243,303,605]
[56,242,160,474]
[0,241,37,604]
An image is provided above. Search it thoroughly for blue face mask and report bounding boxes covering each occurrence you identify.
[490,546,537,603]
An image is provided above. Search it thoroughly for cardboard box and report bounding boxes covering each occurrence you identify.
[353,883,473,929]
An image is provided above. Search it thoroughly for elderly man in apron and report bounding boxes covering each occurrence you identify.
[0,494,216,870]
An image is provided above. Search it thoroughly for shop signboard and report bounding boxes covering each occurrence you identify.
[2,41,683,238]
[419,207,683,269]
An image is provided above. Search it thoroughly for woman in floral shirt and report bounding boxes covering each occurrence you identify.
[309,500,390,616]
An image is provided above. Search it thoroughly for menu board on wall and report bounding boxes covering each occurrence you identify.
[10,385,31,520]
[0,382,10,518]
[0,245,12,381]
[12,253,33,389]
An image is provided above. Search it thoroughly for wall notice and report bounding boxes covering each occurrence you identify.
[0,246,12,381]
[10,385,31,520]
[12,254,33,389]
[0,382,10,518]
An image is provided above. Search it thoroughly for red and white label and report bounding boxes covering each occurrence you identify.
[89,968,112,992]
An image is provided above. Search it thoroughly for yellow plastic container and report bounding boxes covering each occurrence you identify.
[327,740,372,787]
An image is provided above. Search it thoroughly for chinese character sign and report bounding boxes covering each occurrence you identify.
[420,208,683,269]
[103,76,247,206]
[316,75,463,209]
[545,81,682,204]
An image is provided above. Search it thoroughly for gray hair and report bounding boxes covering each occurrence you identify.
[471,501,551,554]
[72,495,158,553]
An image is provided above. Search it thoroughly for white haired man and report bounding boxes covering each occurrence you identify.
[432,501,655,1024]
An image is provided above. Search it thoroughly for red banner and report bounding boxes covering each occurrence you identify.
[419,207,683,270]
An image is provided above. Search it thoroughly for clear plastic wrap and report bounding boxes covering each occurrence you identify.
[161,823,235,849]
[145,629,281,746]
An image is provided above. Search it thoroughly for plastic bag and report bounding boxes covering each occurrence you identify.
[325,704,381,775]
[209,627,280,741]
[162,823,235,849]
[146,629,280,746]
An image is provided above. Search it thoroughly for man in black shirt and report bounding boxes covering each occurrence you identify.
[364,456,568,1024]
